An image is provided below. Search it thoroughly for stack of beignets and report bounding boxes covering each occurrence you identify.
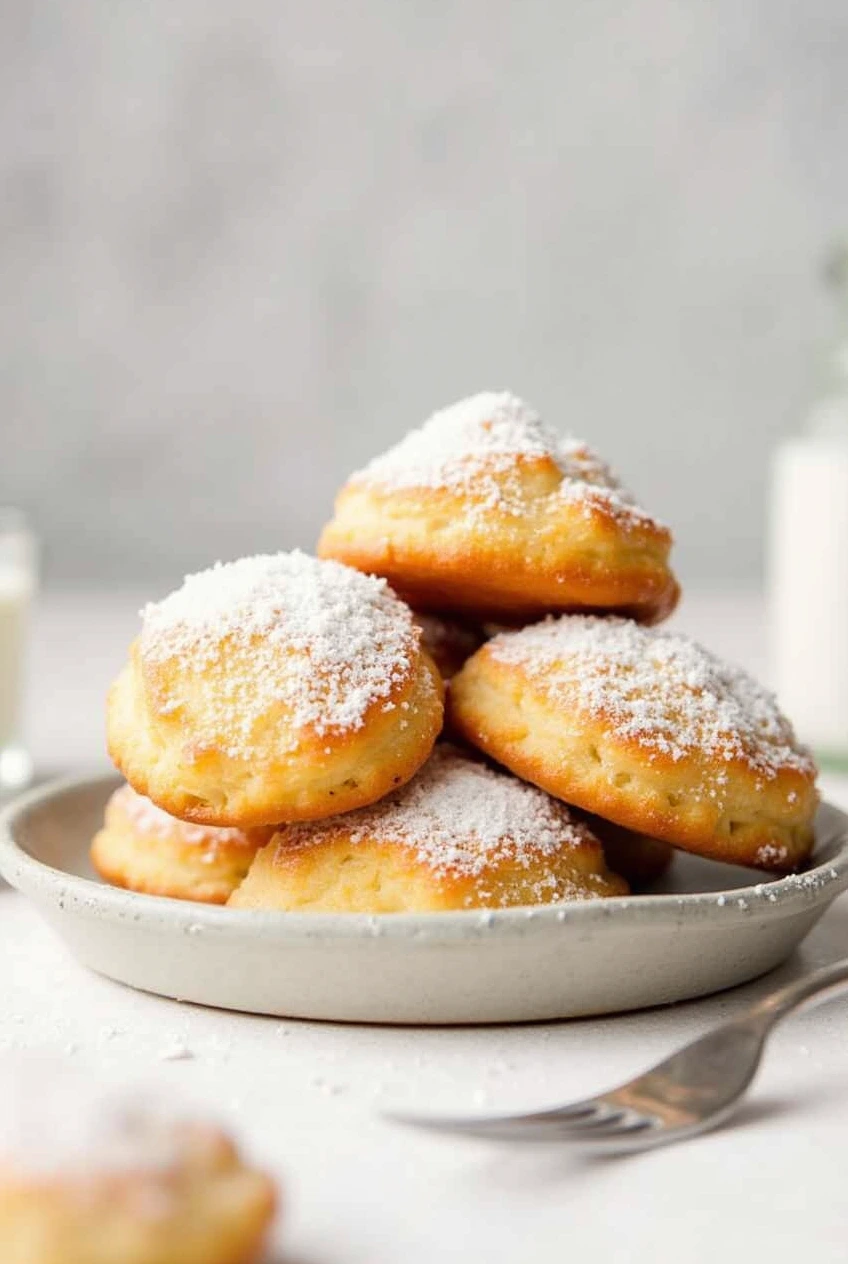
[97,390,818,912]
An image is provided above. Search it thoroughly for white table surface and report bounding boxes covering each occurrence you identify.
[4,588,848,1264]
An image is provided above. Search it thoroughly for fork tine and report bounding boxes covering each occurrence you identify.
[563,1116,660,1149]
[512,1106,628,1134]
[386,1097,598,1133]
[511,1101,601,1125]
[560,1113,656,1141]
[408,1109,662,1146]
[386,1099,631,1141]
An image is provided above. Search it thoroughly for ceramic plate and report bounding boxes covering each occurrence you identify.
[2,774,848,1024]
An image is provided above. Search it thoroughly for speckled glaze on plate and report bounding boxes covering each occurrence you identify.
[2,774,847,1024]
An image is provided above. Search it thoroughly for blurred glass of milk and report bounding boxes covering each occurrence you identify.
[0,510,37,794]
[769,246,848,771]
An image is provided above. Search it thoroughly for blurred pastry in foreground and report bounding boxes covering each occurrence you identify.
[228,744,628,914]
[0,1072,276,1264]
[107,551,444,828]
[414,613,485,681]
[318,391,679,624]
[91,783,274,904]
[578,813,673,888]
[449,616,818,872]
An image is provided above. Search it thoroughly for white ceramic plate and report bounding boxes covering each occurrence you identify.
[2,773,848,1024]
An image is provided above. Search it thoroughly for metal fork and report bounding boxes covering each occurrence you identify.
[388,958,848,1153]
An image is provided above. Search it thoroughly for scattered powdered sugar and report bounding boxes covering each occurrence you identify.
[353,391,660,528]
[489,616,815,780]
[158,1043,195,1062]
[755,841,789,867]
[139,552,419,755]
[112,783,254,847]
[276,746,601,896]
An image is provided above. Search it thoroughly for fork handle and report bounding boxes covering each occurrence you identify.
[751,956,848,1025]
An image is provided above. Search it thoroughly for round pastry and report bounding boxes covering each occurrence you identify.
[228,745,628,913]
[0,1076,276,1264]
[414,613,485,681]
[578,813,673,888]
[91,784,274,904]
[107,551,444,827]
[449,616,818,871]
[318,391,678,624]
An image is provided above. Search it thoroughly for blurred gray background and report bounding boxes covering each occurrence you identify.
[3,0,847,589]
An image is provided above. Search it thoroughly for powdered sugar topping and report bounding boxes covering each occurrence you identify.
[139,552,421,756]
[489,616,816,779]
[276,746,609,901]
[353,391,660,528]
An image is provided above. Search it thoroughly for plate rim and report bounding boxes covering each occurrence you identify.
[2,771,848,944]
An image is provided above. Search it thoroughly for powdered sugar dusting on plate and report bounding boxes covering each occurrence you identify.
[139,552,420,756]
[353,391,660,528]
[275,746,611,902]
[112,784,257,848]
[489,616,816,780]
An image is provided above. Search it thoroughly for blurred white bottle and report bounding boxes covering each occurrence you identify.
[0,511,37,794]
[769,247,848,770]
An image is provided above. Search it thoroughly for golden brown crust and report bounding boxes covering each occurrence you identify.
[318,394,678,623]
[108,643,443,828]
[449,630,818,872]
[0,1126,276,1264]
[106,552,445,827]
[228,746,628,913]
[90,784,274,904]
[229,831,626,913]
[319,477,679,625]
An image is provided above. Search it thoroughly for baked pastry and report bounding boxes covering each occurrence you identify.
[0,1080,275,1264]
[91,783,274,904]
[449,616,818,871]
[228,745,627,913]
[107,552,444,827]
[578,813,673,888]
[414,613,484,681]
[318,391,678,623]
